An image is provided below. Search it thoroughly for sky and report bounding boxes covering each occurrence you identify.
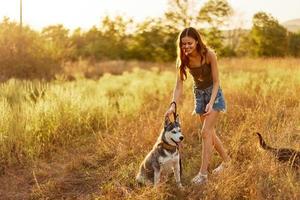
[0,0,299,31]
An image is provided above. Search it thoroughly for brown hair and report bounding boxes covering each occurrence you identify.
[176,27,208,81]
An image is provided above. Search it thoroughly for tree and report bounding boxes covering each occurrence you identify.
[99,16,133,59]
[0,17,61,80]
[198,0,233,55]
[288,31,300,57]
[41,24,74,61]
[198,0,233,28]
[69,28,86,61]
[128,18,177,62]
[165,0,198,32]
[235,31,252,57]
[248,12,288,57]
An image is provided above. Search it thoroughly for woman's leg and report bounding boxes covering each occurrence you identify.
[199,111,219,174]
[212,129,230,162]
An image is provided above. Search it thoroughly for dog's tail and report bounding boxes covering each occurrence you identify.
[256,132,274,151]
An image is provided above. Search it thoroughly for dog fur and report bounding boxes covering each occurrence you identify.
[136,115,184,187]
[256,132,300,169]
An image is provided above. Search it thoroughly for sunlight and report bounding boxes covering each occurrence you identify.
[0,0,168,30]
[0,0,299,30]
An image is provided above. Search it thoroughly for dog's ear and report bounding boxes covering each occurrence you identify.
[164,116,171,127]
[175,114,180,124]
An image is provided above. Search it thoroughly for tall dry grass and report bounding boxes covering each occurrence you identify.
[0,58,299,199]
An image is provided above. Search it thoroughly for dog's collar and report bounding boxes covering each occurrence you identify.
[161,138,178,152]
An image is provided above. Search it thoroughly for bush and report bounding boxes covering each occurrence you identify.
[0,18,61,81]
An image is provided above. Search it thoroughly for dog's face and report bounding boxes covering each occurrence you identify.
[163,115,184,145]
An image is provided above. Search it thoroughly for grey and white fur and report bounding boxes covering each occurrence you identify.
[136,115,184,187]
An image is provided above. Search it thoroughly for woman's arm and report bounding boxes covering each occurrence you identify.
[204,50,220,115]
[166,71,183,116]
[171,72,183,104]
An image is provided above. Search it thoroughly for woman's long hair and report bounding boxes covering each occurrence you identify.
[176,27,208,81]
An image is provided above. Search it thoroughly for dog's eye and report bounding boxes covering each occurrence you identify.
[171,130,177,134]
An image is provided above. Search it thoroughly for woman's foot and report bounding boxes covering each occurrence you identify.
[191,172,208,185]
[212,161,229,175]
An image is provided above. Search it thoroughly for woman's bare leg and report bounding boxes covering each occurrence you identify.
[212,129,230,162]
[199,111,219,174]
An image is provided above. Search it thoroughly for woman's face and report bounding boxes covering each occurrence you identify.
[181,36,198,55]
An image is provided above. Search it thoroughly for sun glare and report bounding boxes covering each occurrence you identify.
[0,0,169,30]
[0,0,299,30]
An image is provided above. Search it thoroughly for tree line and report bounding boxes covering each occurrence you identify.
[0,0,299,80]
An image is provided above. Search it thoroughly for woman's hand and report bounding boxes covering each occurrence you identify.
[203,102,213,116]
[165,104,176,117]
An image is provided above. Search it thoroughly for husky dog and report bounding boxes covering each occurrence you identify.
[256,132,300,168]
[136,114,184,187]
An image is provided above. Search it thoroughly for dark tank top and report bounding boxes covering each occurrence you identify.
[188,62,213,89]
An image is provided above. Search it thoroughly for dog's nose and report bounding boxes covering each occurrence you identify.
[179,136,184,141]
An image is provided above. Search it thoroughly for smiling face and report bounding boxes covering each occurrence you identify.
[181,36,198,55]
[164,116,184,145]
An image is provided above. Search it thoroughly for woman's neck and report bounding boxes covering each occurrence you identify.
[188,50,200,58]
[187,51,203,66]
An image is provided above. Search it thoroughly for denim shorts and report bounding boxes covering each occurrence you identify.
[193,85,226,115]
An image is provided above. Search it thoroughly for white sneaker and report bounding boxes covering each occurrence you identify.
[212,162,228,175]
[191,172,208,185]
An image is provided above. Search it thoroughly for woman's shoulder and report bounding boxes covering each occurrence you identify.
[206,49,217,59]
[206,49,217,63]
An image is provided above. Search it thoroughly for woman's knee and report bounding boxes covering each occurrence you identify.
[200,128,213,140]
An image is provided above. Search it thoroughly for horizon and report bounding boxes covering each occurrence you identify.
[0,0,299,31]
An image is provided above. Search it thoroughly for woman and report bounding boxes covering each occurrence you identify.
[165,27,230,185]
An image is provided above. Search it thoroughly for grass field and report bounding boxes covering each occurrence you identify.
[0,58,300,199]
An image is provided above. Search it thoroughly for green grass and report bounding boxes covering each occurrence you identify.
[0,58,300,199]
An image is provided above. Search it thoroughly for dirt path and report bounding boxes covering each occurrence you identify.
[0,137,107,199]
